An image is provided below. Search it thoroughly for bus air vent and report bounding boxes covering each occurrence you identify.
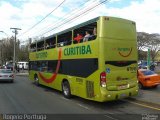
[86,81,94,98]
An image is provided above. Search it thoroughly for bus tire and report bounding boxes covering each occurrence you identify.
[34,74,39,86]
[62,80,71,98]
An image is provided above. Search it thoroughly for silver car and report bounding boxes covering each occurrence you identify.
[0,69,14,82]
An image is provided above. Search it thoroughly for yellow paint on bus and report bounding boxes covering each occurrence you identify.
[29,16,138,102]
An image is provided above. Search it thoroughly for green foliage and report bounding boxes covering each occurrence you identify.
[137,32,160,61]
[0,37,29,64]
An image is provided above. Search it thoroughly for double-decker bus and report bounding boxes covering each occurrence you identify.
[29,16,138,102]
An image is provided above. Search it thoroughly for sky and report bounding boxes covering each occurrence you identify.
[0,0,160,43]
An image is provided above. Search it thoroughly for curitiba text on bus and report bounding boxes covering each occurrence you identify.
[36,52,48,59]
[64,45,92,56]
[35,45,92,59]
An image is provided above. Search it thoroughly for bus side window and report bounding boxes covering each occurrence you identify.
[30,43,36,52]
[45,36,56,49]
[73,22,97,44]
[88,27,97,41]
[37,40,45,51]
[57,31,72,47]
[48,61,57,73]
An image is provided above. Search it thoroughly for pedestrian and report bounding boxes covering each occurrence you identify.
[17,64,19,72]
[22,64,24,72]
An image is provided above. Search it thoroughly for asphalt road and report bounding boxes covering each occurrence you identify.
[141,85,160,94]
[0,76,160,120]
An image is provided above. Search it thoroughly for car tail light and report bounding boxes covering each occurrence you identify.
[100,72,106,87]
[144,78,150,81]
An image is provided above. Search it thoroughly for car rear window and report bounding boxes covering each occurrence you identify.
[0,69,12,73]
[142,70,155,76]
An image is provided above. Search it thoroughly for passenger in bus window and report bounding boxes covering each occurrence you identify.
[49,42,54,48]
[74,33,83,43]
[93,27,97,36]
[83,31,90,42]
[45,43,50,49]
[90,27,97,40]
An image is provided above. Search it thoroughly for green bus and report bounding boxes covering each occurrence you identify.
[29,16,138,102]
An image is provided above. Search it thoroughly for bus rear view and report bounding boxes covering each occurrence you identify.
[99,16,138,101]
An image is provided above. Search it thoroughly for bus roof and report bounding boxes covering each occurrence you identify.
[31,16,135,45]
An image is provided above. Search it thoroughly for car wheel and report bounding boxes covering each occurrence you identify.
[62,81,71,98]
[10,80,14,83]
[138,82,143,89]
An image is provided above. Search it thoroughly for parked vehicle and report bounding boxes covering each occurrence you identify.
[138,69,160,88]
[138,61,147,69]
[6,63,13,71]
[138,61,157,70]
[17,62,28,70]
[0,69,14,82]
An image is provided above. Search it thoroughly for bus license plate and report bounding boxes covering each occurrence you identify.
[118,84,128,90]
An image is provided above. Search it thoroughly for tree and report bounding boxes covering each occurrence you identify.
[147,34,160,62]
[17,44,29,61]
[0,37,29,64]
[137,32,160,61]
[0,37,14,64]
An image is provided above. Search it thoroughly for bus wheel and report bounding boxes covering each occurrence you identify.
[62,81,71,98]
[34,74,39,86]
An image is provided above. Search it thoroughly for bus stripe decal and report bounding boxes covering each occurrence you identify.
[38,48,62,83]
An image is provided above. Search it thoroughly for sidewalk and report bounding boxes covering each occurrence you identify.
[15,70,29,76]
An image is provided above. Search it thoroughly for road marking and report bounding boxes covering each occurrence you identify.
[123,99,160,111]
[104,115,119,120]
[77,103,90,110]
[61,97,70,101]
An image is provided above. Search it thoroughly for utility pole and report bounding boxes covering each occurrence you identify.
[10,28,21,73]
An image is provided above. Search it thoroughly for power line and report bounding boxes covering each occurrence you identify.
[20,0,109,44]
[37,0,101,38]
[19,0,92,44]
[34,0,93,37]
[18,0,66,38]
[41,0,109,36]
